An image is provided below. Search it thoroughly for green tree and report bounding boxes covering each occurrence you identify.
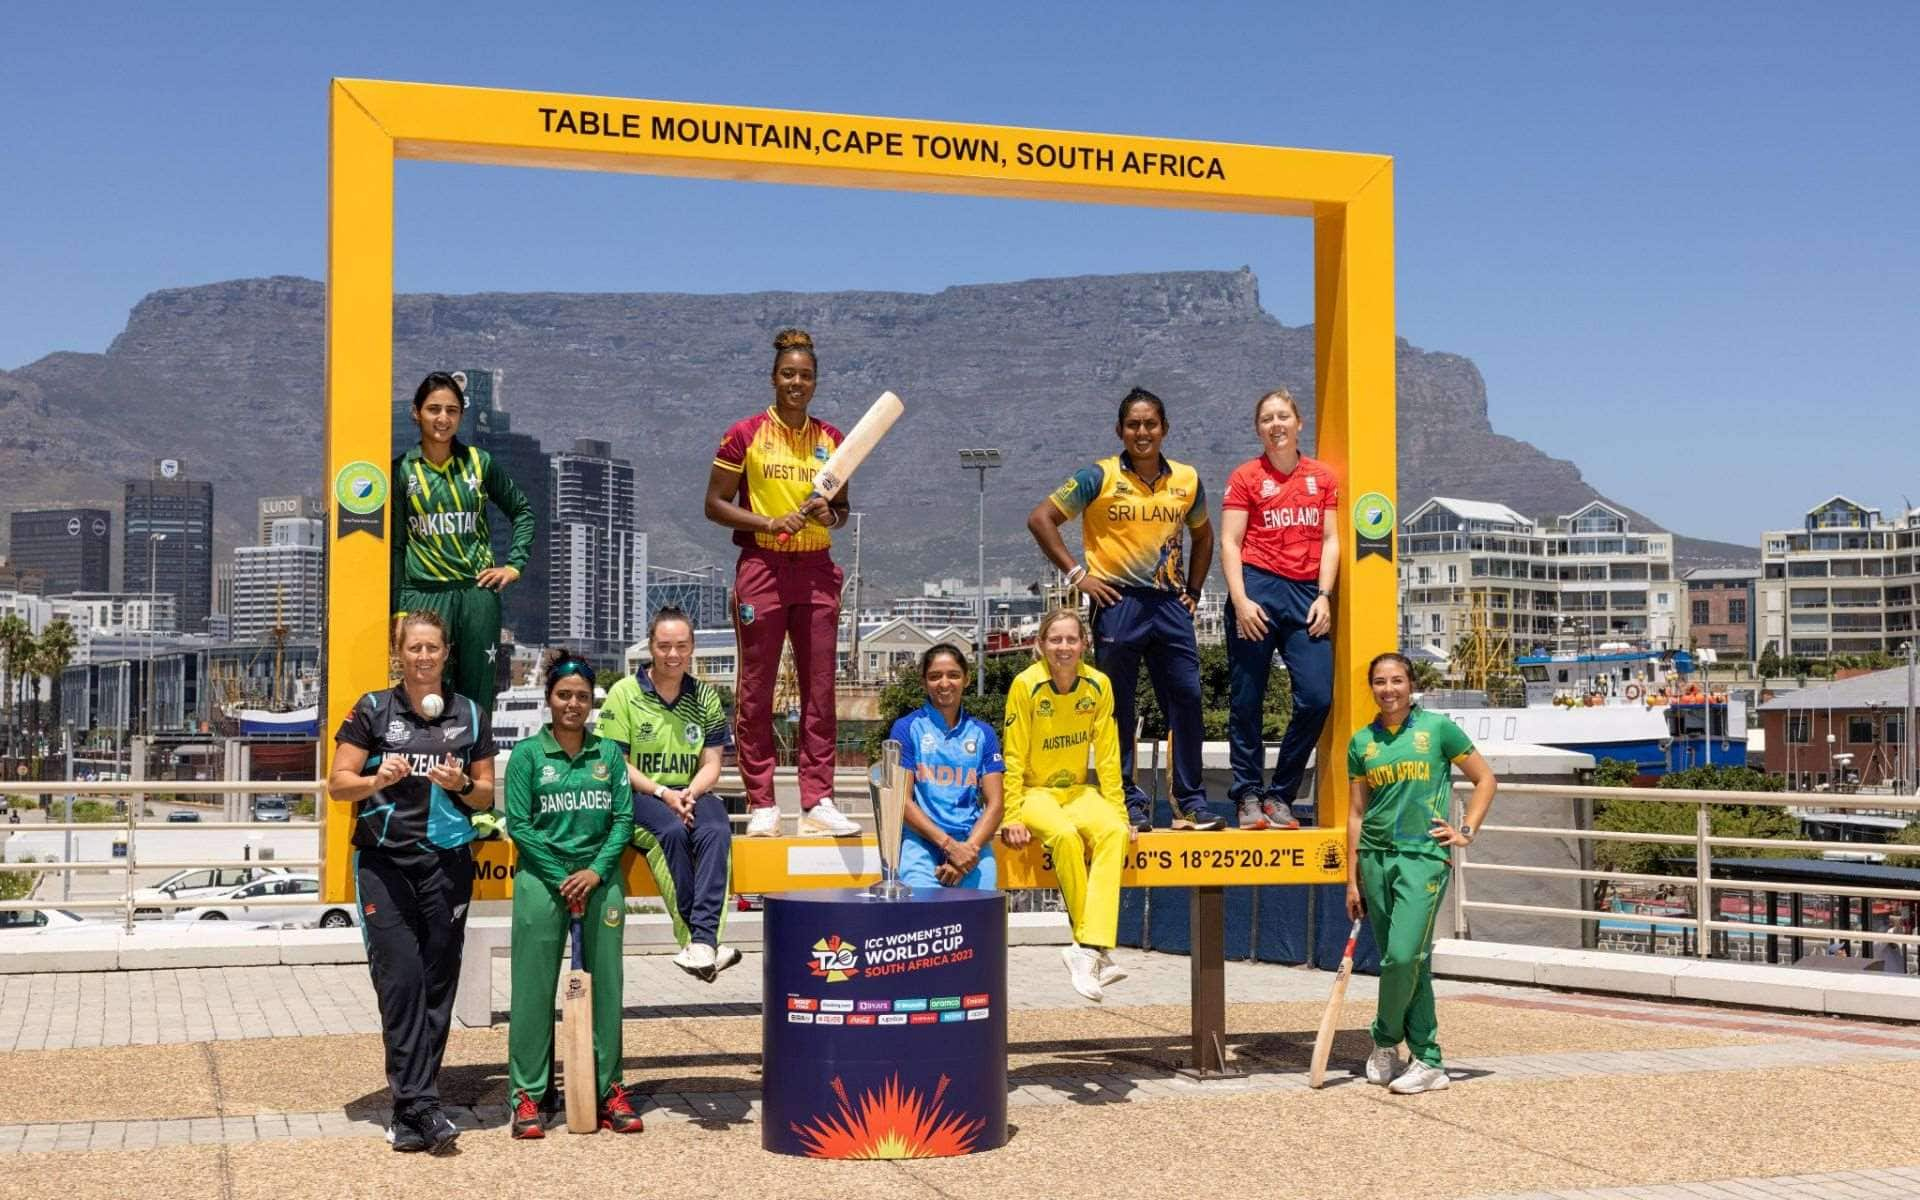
[1592,760,1794,880]
[1410,659,1445,692]
[1756,646,1782,682]
[27,620,77,757]
[0,855,38,903]
[1885,821,1920,869]
[0,613,31,758]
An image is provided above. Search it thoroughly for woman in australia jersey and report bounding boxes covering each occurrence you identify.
[502,652,640,1138]
[999,609,1135,1003]
[390,371,536,714]
[1027,387,1221,834]
[328,610,497,1155]
[1219,387,1339,831]
[703,329,859,840]
[596,606,742,982]
[1345,652,1497,1095]
[888,643,1005,890]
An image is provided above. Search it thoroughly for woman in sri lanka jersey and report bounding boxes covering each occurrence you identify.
[889,644,1005,889]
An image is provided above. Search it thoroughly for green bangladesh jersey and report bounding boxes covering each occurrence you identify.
[503,726,634,890]
[1345,706,1474,860]
[596,672,732,789]
[390,440,537,602]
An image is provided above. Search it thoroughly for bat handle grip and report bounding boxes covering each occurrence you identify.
[1343,916,1363,959]
[568,900,586,970]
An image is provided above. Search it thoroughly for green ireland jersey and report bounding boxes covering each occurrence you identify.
[1345,706,1474,860]
[503,726,633,890]
[390,440,537,600]
[596,672,731,790]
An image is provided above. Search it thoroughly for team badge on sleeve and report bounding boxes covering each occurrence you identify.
[738,602,756,626]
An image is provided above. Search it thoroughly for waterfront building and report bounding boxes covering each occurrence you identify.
[1756,496,1919,661]
[549,439,647,664]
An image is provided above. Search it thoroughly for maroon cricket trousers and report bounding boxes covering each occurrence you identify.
[731,546,843,810]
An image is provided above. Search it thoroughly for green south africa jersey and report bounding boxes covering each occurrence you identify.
[1346,706,1474,860]
[390,440,536,594]
[596,673,731,789]
[502,726,633,890]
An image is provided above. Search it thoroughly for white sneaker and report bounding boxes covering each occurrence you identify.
[1364,1043,1401,1086]
[1388,1061,1450,1094]
[1061,945,1104,1003]
[1095,949,1128,988]
[745,806,780,837]
[673,942,717,978]
[798,799,861,837]
[710,945,742,977]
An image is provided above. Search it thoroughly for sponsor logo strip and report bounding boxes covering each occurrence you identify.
[847,1014,877,1026]
[787,996,817,1011]
[940,1010,967,1023]
[966,1007,990,1021]
[856,999,893,1013]
[893,998,928,1012]
[816,1013,845,1026]
[963,993,990,1009]
[930,996,962,1011]
[878,1014,909,1026]
[820,999,854,1013]
[909,1012,939,1025]
[788,1012,814,1024]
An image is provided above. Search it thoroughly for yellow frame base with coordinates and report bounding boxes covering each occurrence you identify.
[322,78,1396,902]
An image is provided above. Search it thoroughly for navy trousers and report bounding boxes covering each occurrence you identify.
[1092,587,1208,818]
[1225,566,1333,813]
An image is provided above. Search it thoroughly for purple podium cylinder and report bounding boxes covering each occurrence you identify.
[761,887,1008,1158]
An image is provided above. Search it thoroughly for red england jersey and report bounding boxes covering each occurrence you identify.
[1222,454,1339,580]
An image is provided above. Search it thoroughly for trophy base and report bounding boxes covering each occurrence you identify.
[863,879,913,901]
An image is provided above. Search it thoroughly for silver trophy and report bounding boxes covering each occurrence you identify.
[866,739,912,900]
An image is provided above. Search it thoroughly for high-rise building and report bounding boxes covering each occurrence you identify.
[1756,496,1919,661]
[256,495,324,544]
[393,368,550,644]
[124,459,214,635]
[8,508,111,594]
[231,518,325,640]
[550,439,647,663]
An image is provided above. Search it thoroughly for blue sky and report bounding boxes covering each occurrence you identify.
[3,2,1914,544]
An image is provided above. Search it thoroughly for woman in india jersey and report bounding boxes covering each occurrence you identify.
[1027,387,1221,834]
[596,606,743,982]
[501,652,641,1138]
[999,608,1136,1003]
[327,610,497,1155]
[1219,387,1340,830]
[889,643,1005,889]
[390,371,537,714]
[1344,651,1497,1095]
[703,329,860,839]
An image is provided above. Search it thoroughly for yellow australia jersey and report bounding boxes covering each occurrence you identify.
[713,408,845,552]
[1000,659,1124,823]
[1048,454,1208,590]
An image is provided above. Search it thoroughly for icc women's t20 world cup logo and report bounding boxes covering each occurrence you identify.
[809,934,860,982]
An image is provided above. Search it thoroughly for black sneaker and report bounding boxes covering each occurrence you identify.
[1126,800,1153,833]
[415,1106,460,1155]
[387,1116,428,1153]
[1170,799,1225,832]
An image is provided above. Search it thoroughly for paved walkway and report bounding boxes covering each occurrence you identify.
[2,949,1918,1199]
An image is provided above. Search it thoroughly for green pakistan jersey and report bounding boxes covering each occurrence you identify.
[595,672,732,788]
[1345,706,1475,861]
[389,440,537,602]
[502,726,634,890]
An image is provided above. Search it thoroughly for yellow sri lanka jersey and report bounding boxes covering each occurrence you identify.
[1000,660,1124,824]
[713,408,845,553]
[1048,454,1208,590]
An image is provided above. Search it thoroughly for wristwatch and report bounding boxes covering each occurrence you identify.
[456,774,476,797]
[1457,823,1474,841]
[1316,588,1332,601]
[1184,585,1203,602]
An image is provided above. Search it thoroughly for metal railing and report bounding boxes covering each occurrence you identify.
[0,779,325,932]
[1450,782,1920,970]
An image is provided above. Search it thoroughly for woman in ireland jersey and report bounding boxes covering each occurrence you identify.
[1344,652,1497,1095]
[596,606,742,982]
[391,371,537,714]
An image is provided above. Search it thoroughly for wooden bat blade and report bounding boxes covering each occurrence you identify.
[561,967,596,1133]
[811,390,903,499]
[1307,959,1352,1088]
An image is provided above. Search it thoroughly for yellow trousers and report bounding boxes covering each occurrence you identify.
[1017,786,1128,948]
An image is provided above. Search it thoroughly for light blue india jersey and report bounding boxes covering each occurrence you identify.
[890,704,1004,838]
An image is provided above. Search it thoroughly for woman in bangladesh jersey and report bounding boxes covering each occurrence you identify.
[390,371,536,714]
[999,608,1135,1004]
[889,643,1005,890]
[1344,651,1497,1096]
[595,606,741,982]
[502,652,640,1138]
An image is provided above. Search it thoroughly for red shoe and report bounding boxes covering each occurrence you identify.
[510,1089,545,1139]
[599,1084,644,1134]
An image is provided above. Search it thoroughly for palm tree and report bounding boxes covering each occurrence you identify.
[0,613,32,761]
[27,620,78,758]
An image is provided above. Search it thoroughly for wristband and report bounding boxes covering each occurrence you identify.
[1064,564,1087,587]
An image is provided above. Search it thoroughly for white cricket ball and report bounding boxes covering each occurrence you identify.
[418,693,444,719]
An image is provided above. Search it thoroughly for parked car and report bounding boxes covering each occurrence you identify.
[175,874,356,929]
[250,795,291,823]
[166,809,201,823]
[0,909,88,934]
[132,866,290,919]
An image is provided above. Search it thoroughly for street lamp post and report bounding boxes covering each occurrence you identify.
[957,450,1003,696]
[146,533,166,738]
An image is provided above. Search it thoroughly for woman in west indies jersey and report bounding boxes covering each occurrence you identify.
[502,653,640,1138]
[1027,387,1221,834]
[390,371,536,714]
[889,644,1005,889]
[327,610,497,1155]
[702,329,860,840]
[999,609,1135,1003]
[596,606,742,982]
[1219,387,1339,830]
[1345,652,1497,1095]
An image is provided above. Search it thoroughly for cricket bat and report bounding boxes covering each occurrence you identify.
[776,390,904,542]
[560,900,596,1133]
[1309,918,1364,1089]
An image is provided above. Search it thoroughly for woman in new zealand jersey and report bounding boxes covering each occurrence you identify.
[391,371,537,715]
[1345,651,1497,1095]
[704,329,860,839]
[503,652,641,1138]
[328,610,497,1154]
